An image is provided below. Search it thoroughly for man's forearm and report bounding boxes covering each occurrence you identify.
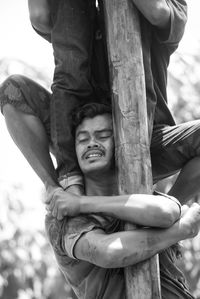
[100,222,187,268]
[80,194,180,228]
[75,203,200,268]
[132,0,171,28]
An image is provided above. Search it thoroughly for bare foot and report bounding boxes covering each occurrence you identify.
[179,203,200,239]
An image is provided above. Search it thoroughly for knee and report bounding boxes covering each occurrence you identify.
[3,103,17,116]
[0,75,26,115]
[0,74,25,96]
[1,74,24,86]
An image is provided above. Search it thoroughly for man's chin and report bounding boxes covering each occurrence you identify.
[81,162,109,176]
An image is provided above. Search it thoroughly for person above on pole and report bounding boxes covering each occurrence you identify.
[25,0,188,203]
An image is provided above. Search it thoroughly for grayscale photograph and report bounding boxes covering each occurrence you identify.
[0,1,200,298]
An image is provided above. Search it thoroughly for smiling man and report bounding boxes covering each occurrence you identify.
[45,102,200,299]
[76,113,114,176]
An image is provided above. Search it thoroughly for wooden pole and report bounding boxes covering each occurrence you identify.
[102,0,161,298]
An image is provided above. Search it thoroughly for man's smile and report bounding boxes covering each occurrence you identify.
[83,149,105,160]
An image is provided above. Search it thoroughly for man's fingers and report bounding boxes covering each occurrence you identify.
[44,187,75,219]
[45,195,52,204]
[49,196,56,211]
[57,208,66,220]
[48,189,63,211]
[52,203,58,218]
[45,194,52,204]
[53,202,68,220]
[45,186,62,204]
[46,204,51,211]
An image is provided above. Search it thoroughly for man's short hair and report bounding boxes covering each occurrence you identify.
[71,102,112,135]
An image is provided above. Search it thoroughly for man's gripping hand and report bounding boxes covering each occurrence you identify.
[45,186,81,220]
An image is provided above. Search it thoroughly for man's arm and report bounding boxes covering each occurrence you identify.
[73,203,200,268]
[28,0,52,34]
[131,0,171,28]
[46,188,181,227]
[80,193,180,227]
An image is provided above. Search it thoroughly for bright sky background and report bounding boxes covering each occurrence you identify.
[0,0,54,223]
[0,0,200,214]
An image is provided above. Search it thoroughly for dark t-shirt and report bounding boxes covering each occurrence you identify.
[46,214,125,298]
[45,213,194,299]
[140,0,187,129]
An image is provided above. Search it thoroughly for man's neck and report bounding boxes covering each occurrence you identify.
[84,170,118,196]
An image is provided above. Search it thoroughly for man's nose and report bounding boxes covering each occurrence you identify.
[87,138,99,149]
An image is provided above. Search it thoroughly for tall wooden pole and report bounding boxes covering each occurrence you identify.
[102,0,161,298]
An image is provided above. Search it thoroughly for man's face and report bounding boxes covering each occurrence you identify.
[75,113,114,176]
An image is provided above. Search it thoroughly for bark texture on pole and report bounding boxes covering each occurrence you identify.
[102,0,161,298]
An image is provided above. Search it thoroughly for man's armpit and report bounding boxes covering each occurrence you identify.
[73,229,106,266]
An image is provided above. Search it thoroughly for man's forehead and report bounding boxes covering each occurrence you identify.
[76,114,113,134]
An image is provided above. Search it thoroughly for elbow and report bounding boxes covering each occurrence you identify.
[102,246,141,268]
[30,11,42,24]
[99,248,116,268]
[158,204,180,228]
[98,245,123,269]
[29,11,51,32]
[100,244,135,269]
[149,3,170,27]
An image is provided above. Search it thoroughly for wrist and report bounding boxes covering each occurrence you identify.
[44,180,60,190]
[80,196,97,214]
[80,196,88,214]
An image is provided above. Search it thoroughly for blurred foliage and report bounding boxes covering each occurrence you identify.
[159,42,200,298]
[0,183,76,299]
[0,58,77,299]
[168,44,200,124]
[0,58,52,91]
[1,38,200,298]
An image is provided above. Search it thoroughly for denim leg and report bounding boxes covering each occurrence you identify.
[91,0,110,103]
[50,0,97,180]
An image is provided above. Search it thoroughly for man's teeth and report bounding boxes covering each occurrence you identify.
[87,153,103,159]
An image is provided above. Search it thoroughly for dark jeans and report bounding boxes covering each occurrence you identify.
[50,0,110,181]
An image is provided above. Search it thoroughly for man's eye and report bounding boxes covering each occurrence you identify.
[99,133,112,139]
[79,138,89,143]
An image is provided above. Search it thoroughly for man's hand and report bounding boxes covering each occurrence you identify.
[132,0,171,28]
[45,186,81,220]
